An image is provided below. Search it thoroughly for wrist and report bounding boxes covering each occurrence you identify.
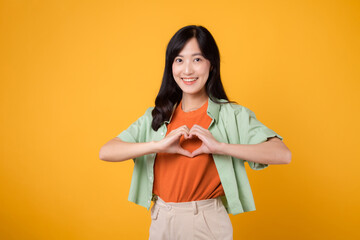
[149,140,162,153]
[215,142,227,155]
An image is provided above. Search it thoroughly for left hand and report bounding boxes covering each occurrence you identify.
[187,124,222,157]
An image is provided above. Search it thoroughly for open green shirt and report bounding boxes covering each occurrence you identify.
[117,97,283,215]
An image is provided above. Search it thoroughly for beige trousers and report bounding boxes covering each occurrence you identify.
[149,196,233,240]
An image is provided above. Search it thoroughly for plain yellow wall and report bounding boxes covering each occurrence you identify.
[1,0,359,239]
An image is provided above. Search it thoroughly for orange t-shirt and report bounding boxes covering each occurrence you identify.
[153,100,225,202]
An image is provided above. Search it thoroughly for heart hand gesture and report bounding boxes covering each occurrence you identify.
[157,125,193,157]
[157,124,221,158]
[188,124,221,157]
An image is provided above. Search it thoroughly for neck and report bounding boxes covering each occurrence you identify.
[181,92,208,112]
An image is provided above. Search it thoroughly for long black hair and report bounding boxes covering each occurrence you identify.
[151,25,234,131]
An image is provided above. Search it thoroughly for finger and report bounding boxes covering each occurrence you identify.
[182,125,190,132]
[179,129,190,139]
[171,126,190,137]
[163,132,186,147]
[170,125,189,133]
[173,127,189,139]
[182,125,190,138]
[188,128,205,140]
[190,127,208,137]
[191,146,204,157]
[189,125,201,134]
[190,124,206,131]
[172,129,189,138]
[184,132,192,139]
[177,148,193,158]
[175,125,190,133]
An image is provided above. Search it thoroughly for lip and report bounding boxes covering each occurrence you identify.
[181,77,198,85]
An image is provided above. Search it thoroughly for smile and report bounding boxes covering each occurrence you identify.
[181,77,198,82]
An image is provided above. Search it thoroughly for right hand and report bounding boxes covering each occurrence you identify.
[156,125,192,157]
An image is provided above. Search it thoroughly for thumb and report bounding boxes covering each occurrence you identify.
[177,148,193,158]
[191,146,204,157]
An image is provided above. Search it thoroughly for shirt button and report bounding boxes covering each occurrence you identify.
[149,176,153,181]
[161,132,164,136]
[148,200,151,204]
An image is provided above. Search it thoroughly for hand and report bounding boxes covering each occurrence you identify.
[156,125,193,157]
[188,124,222,157]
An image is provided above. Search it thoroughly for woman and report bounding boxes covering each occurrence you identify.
[99,25,291,240]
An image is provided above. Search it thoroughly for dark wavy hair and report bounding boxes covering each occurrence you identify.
[151,25,234,131]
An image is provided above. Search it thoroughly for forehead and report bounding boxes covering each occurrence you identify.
[178,38,202,55]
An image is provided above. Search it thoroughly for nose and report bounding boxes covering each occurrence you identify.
[184,61,194,75]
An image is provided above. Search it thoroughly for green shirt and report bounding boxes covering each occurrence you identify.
[117,97,283,215]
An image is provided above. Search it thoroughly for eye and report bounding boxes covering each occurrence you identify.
[175,58,182,63]
[194,58,201,62]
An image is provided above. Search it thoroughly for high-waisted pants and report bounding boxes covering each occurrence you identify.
[149,196,233,240]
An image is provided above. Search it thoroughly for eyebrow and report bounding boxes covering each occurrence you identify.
[176,53,203,57]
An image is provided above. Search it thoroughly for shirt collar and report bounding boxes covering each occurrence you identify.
[207,97,220,123]
[164,96,221,124]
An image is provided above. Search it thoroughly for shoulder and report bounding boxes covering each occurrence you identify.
[145,106,154,114]
[217,99,255,117]
[129,106,154,124]
[141,106,154,120]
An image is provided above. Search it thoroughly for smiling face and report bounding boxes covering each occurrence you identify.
[172,37,211,99]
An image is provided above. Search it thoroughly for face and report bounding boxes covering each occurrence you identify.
[172,37,211,98]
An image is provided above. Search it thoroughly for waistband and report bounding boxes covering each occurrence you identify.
[152,195,224,215]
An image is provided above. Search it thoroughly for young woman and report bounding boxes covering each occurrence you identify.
[99,25,291,240]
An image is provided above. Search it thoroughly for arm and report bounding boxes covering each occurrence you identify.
[99,125,193,162]
[190,125,291,165]
[99,137,159,162]
[217,137,291,165]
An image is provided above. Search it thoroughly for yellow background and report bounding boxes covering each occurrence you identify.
[1,0,359,239]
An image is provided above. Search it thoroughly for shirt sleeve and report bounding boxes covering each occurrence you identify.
[116,107,152,143]
[242,108,283,170]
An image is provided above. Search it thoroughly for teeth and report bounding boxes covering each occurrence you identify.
[182,78,198,82]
